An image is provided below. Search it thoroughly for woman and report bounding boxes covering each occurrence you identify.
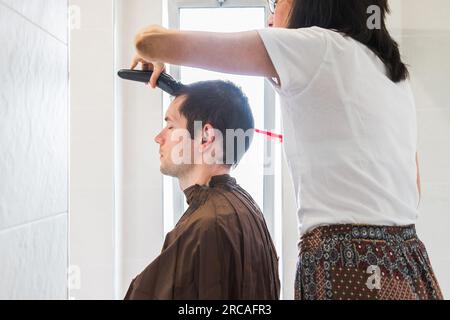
[131,0,443,300]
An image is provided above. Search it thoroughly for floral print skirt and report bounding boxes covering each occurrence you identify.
[295,224,443,300]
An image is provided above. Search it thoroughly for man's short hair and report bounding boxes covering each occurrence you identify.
[175,80,254,167]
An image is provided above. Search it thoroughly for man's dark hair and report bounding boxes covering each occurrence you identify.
[288,0,409,83]
[175,80,254,167]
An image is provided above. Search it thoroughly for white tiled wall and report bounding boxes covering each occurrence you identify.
[0,0,68,299]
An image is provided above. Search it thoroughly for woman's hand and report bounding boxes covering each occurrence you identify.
[130,53,166,89]
[132,25,168,88]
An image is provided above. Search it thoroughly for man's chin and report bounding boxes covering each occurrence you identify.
[160,167,171,177]
[160,165,177,178]
[160,163,192,178]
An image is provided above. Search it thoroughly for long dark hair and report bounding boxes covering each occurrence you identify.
[288,0,409,82]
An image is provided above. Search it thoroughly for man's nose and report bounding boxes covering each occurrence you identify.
[155,132,163,145]
[268,14,274,27]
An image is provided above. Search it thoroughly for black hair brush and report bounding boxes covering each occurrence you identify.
[117,69,185,96]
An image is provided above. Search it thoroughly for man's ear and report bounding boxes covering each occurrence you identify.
[200,124,216,149]
[199,124,225,165]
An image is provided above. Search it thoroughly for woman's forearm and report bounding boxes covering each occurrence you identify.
[133,25,278,78]
[134,25,172,62]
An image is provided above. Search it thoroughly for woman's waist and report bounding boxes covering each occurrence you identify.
[298,223,419,252]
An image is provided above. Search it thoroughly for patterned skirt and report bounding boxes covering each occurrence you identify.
[295,224,443,300]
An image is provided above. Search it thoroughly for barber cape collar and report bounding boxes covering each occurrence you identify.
[183,174,236,205]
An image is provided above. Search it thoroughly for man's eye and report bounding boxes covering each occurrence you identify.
[168,126,174,130]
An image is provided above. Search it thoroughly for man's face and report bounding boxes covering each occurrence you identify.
[154,95,194,178]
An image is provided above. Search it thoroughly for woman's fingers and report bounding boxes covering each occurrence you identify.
[130,54,152,70]
[149,62,166,88]
[130,54,166,89]
[130,55,140,70]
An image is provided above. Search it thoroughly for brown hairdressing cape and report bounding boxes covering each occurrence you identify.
[124,174,280,300]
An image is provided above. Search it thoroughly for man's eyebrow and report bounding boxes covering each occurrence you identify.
[164,116,173,122]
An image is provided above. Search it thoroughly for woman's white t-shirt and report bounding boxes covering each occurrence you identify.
[257,27,419,236]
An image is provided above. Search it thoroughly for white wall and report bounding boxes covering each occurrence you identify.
[0,0,68,299]
[399,0,450,299]
[115,0,165,299]
[280,157,298,299]
[69,0,164,299]
[69,0,116,299]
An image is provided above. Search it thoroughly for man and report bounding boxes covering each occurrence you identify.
[125,80,280,300]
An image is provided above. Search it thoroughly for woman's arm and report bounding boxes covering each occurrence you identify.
[134,25,278,79]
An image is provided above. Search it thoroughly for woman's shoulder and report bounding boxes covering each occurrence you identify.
[292,26,342,38]
[263,26,350,49]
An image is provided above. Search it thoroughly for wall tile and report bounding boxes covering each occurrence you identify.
[0,0,68,43]
[0,214,67,299]
[0,6,68,230]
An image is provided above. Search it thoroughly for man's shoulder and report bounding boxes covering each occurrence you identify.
[191,188,236,221]
[181,184,262,232]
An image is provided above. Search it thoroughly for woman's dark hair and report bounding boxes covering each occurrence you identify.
[175,80,255,167]
[288,0,409,82]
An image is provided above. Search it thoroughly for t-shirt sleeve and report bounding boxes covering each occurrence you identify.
[257,27,328,95]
